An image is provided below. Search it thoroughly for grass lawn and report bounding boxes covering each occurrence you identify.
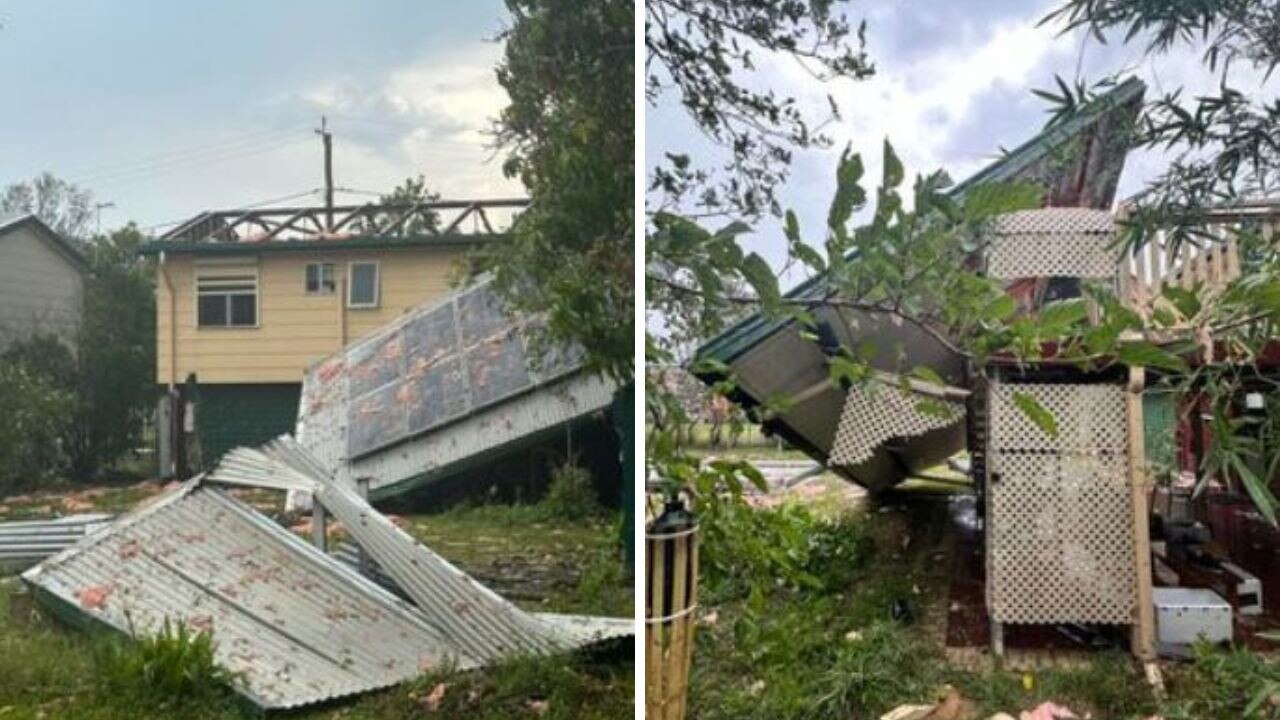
[0,486,633,719]
[684,485,1280,720]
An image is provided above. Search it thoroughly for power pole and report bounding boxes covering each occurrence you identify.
[315,116,334,232]
[93,201,115,235]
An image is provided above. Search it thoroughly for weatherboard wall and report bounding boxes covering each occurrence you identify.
[155,245,469,385]
[0,222,84,350]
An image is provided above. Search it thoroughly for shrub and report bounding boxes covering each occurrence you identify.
[92,618,240,713]
[540,460,602,520]
[698,498,870,602]
[0,359,77,491]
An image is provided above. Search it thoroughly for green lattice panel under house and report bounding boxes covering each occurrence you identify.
[195,383,302,468]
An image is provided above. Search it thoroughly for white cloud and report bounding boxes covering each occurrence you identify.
[289,43,521,201]
[763,2,1077,199]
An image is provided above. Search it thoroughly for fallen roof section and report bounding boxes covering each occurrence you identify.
[695,76,1145,369]
[208,437,629,659]
[22,482,463,710]
[691,78,1146,492]
[296,276,617,498]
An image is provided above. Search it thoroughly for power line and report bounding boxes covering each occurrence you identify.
[68,126,308,184]
[84,135,315,192]
[138,188,323,233]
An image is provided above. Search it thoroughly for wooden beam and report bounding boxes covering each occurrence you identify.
[441,203,479,235]
[1127,365,1157,661]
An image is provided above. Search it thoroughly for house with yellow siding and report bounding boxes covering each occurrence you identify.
[139,200,523,464]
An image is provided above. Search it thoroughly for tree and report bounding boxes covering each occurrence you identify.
[357,175,441,236]
[1,172,94,238]
[73,223,156,480]
[1039,1,1280,243]
[646,0,874,218]
[488,0,634,382]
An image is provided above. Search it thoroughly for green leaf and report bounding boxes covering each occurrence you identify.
[1037,297,1088,330]
[909,365,946,387]
[1161,285,1202,319]
[882,139,904,188]
[982,293,1019,321]
[1115,342,1189,373]
[740,252,780,307]
[783,210,800,243]
[827,147,866,231]
[785,209,826,271]
[1012,391,1059,438]
[1231,455,1278,526]
[961,181,1044,222]
[828,356,870,386]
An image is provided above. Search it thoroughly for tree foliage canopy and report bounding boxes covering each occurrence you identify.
[488,0,635,382]
[0,172,94,238]
[358,175,442,236]
[646,0,873,217]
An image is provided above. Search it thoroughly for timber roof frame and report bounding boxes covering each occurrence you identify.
[138,198,529,255]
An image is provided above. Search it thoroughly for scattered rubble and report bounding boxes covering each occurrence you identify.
[880,696,1084,720]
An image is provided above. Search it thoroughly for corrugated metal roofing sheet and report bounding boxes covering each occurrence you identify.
[294,276,616,497]
[22,483,467,710]
[328,542,632,647]
[315,480,564,659]
[208,437,630,660]
[0,514,114,574]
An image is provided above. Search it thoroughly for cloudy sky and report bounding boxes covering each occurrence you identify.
[0,0,520,234]
[646,0,1276,289]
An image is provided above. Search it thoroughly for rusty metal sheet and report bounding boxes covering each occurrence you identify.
[208,437,631,660]
[295,277,612,497]
[22,483,467,710]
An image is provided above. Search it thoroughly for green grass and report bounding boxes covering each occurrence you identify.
[687,490,1277,720]
[405,502,630,617]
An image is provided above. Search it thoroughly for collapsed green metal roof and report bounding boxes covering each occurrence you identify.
[695,76,1146,367]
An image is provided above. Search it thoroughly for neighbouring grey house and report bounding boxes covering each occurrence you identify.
[0,214,87,350]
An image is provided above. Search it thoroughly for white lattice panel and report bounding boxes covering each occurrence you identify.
[986,381,1136,625]
[989,383,1127,454]
[987,208,1117,280]
[829,383,963,467]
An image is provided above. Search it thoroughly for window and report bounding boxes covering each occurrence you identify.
[196,273,258,328]
[305,262,336,294]
[348,261,380,308]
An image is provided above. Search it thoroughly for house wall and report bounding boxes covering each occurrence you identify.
[155,245,470,385]
[0,224,84,349]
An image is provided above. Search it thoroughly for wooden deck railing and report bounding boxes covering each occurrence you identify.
[1117,203,1279,325]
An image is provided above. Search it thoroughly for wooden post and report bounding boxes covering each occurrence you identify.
[646,500,698,720]
[1127,366,1156,662]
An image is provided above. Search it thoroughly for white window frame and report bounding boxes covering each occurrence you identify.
[305,262,337,295]
[194,267,260,329]
[347,260,381,309]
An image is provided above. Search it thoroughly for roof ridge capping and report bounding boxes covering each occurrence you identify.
[695,75,1147,366]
